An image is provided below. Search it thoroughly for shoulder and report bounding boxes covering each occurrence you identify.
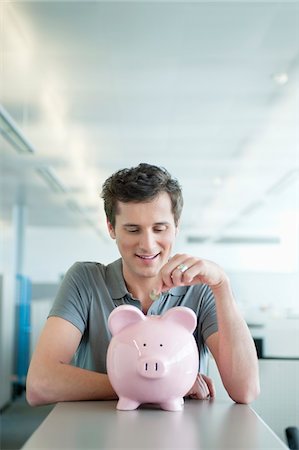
[64,260,122,286]
[67,261,106,278]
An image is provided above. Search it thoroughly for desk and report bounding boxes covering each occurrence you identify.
[22,400,288,449]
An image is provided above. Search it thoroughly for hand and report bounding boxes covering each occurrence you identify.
[186,373,216,400]
[155,253,228,293]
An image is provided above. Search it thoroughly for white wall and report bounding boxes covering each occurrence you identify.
[30,298,53,357]
[22,226,299,315]
[0,223,16,408]
[24,227,119,283]
[177,237,299,314]
[228,271,299,313]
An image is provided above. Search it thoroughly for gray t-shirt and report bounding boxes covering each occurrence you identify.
[49,259,218,374]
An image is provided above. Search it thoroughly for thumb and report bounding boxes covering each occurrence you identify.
[149,278,170,301]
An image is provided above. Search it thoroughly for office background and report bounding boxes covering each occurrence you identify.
[0,0,298,447]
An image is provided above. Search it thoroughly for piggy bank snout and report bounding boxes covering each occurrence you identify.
[137,357,167,379]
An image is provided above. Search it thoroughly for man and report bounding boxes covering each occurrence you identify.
[26,163,260,406]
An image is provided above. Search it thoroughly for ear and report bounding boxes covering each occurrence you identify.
[107,219,116,239]
[162,306,197,334]
[108,305,145,336]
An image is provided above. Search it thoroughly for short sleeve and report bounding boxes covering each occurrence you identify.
[48,262,91,334]
[199,285,218,342]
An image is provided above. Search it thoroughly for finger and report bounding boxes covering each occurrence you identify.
[156,254,202,294]
[180,259,207,285]
[196,374,210,398]
[202,374,216,398]
[158,274,172,292]
[168,256,198,286]
[159,256,181,289]
[157,255,190,291]
[201,374,216,398]
[190,387,209,400]
[188,375,209,400]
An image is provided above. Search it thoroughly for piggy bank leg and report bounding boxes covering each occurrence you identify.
[160,397,184,412]
[117,397,140,411]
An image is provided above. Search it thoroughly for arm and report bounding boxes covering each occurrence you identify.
[26,317,117,406]
[206,277,260,404]
[157,254,260,404]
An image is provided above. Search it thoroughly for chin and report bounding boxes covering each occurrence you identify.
[139,266,161,277]
[139,268,159,278]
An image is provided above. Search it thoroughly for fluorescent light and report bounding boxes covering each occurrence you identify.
[215,236,280,245]
[186,236,209,244]
[66,200,82,214]
[186,235,280,245]
[266,169,299,196]
[239,200,264,218]
[272,72,288,86]
[36,167,67,194]
[66,199,105,239]
[212,176,223,187]
[0,105,35,154]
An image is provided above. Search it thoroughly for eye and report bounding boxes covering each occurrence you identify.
[124,226,140,233]
[143,343,146,347]
[160,344,163,347]
[154,226,166,233]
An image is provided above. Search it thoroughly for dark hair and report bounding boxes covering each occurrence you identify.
[101,163,183,227]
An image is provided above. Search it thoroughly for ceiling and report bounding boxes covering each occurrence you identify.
[0,0,298,243]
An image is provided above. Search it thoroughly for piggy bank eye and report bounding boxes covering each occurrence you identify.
[143,343,146,347]
[160,344,163,347]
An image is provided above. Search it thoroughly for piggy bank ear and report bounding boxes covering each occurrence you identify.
[162,306,197,333]
[108,305,145,336]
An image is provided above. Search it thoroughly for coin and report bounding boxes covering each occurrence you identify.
[149,290,160,301]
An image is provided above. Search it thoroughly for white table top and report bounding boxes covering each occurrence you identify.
[22,399,288,449]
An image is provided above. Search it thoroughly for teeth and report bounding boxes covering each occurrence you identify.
[138,255,157,259]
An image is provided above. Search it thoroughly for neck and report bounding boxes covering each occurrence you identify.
[123,268,158,308]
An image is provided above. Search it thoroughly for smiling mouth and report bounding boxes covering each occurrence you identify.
[136,253,160,260]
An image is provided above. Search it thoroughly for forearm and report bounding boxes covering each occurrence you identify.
[26,361,117,406]
[211,278,260,404]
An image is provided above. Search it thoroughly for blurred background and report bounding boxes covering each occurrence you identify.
[0,0,298,447]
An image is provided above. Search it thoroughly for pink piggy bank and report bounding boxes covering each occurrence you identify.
[106,305,199,411]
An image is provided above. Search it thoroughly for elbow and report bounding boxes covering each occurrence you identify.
[26,386,44,407]
[26,390,40,407]
[26,382,44,407]
[26,373,54,407]
[230,381,261,405]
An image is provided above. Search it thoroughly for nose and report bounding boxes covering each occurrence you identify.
[138,230,156,253]
[137,357,167,379]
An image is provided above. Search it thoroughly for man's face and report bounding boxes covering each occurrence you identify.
[107,192,178,280]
